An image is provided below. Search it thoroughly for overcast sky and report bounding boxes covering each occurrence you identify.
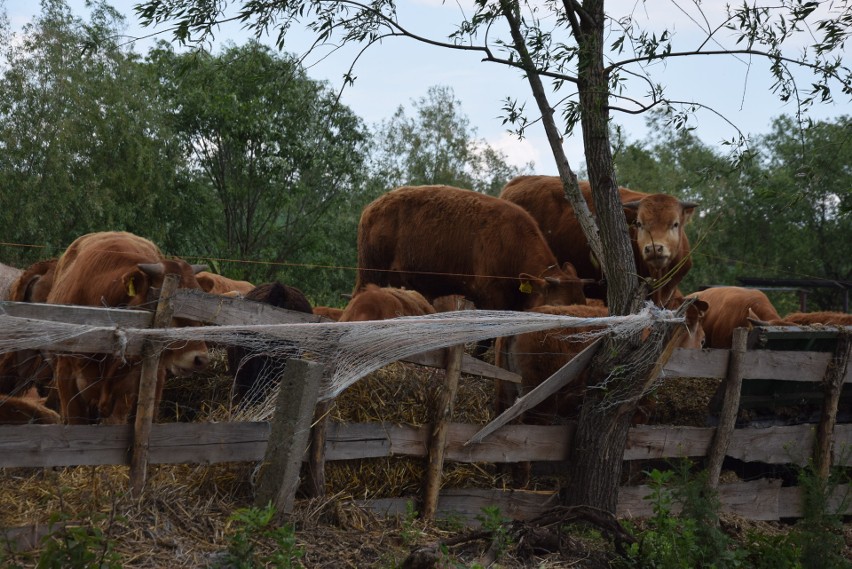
[5,0,851,173]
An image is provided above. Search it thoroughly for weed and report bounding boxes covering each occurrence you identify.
[475,505,513,560]
[36,511,123,569]
[218,503,304,569]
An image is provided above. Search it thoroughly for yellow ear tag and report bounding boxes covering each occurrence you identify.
[519,281,533,294]
[126,277,136,297]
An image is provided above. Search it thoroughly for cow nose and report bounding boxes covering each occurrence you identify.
[193,353,210,371]
[644,243,665,257]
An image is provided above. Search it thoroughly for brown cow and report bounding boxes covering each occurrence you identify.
[355,185,586,312]
[46,231,210,425]
[494,299,707,486]
[227,281,314,404]
[196,271,255,297]
[0,258,60,402]
[339,284,436,322]
[0,394,61,425]
[499,175,697,306]
[686,286,782,349]
[313,306,345,321]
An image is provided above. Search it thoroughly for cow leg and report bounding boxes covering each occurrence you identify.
[54,357,90,425]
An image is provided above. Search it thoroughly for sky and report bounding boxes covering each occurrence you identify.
[4,0,851,173]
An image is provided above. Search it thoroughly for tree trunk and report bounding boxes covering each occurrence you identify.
[501,0,657,513]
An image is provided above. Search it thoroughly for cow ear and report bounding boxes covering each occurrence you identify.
[518,273,545,294]
[681,201,699,224]
[623,200,641,211]
[693,299,709,315]
[121,268,150,302]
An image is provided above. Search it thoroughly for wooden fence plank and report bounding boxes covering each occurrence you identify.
[170,289,324,326]
[0,301,152,327]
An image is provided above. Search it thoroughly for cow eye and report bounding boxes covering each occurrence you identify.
[634,220,643,229]
[672,222,679,229]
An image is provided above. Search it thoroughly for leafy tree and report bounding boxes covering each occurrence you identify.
[371,85,530,196]
[147,41,371,298]
[0,0,202,266]
[136,0,852,513]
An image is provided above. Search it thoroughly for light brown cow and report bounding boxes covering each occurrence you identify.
[0,394,61,425]
[777,311,852,326]
[686,286,782,349]
[312,306,345,321]
[46,231,210,425]
[494,299,707,486]
[339,284,436,322]
[355,185,586,312]
[499,175,697,306]
[196,271,255,297]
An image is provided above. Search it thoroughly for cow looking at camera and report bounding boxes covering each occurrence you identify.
[499,175,697,306]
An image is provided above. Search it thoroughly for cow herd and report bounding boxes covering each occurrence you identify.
[0,177,849,431]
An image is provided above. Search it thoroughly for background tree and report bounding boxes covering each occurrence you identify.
[0,0,201,265]
[371,85,530,196]
[148,41,371,300]
[136,0,852,514]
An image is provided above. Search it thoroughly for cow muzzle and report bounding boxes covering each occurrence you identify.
[642,243,671,269]
[164,342,210,377]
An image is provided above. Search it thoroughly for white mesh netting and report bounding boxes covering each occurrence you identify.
[0,303,687,421]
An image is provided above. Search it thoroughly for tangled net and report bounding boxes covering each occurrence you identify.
[0,303,688,421]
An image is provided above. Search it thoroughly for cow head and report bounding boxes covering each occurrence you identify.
[679,298,709,349]
[120,260,208,307]
[519,262,587,308]
[624,195,698,273]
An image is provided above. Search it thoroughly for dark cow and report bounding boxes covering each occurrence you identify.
[227,281,314,404]
[46,231,210,424]
[686,286,782,349]
[494,299,707,486]
[196,271,255,297]
[0,258,60,402]
[339,284,436,322]
[499,175,697,306]
[355,185,586,312]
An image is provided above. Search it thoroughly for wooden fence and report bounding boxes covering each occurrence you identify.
[1,290,850,525]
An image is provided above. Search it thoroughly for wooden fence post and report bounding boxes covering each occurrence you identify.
[814,333,851,481]
[422,297,473,520]
[305,400,331,498]
[130,273,179,498]
[254,358,323,515]
[706,327,747,490]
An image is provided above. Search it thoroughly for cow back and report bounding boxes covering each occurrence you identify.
[780,311,852,326]
[340,284,436,322]
[687,287,781,349]
[355,185,585,312]
[196,271,255,297]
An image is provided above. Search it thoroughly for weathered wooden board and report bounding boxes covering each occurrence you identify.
[170,289,325,325]
[357,481,852,524]
[0,301,152,327]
